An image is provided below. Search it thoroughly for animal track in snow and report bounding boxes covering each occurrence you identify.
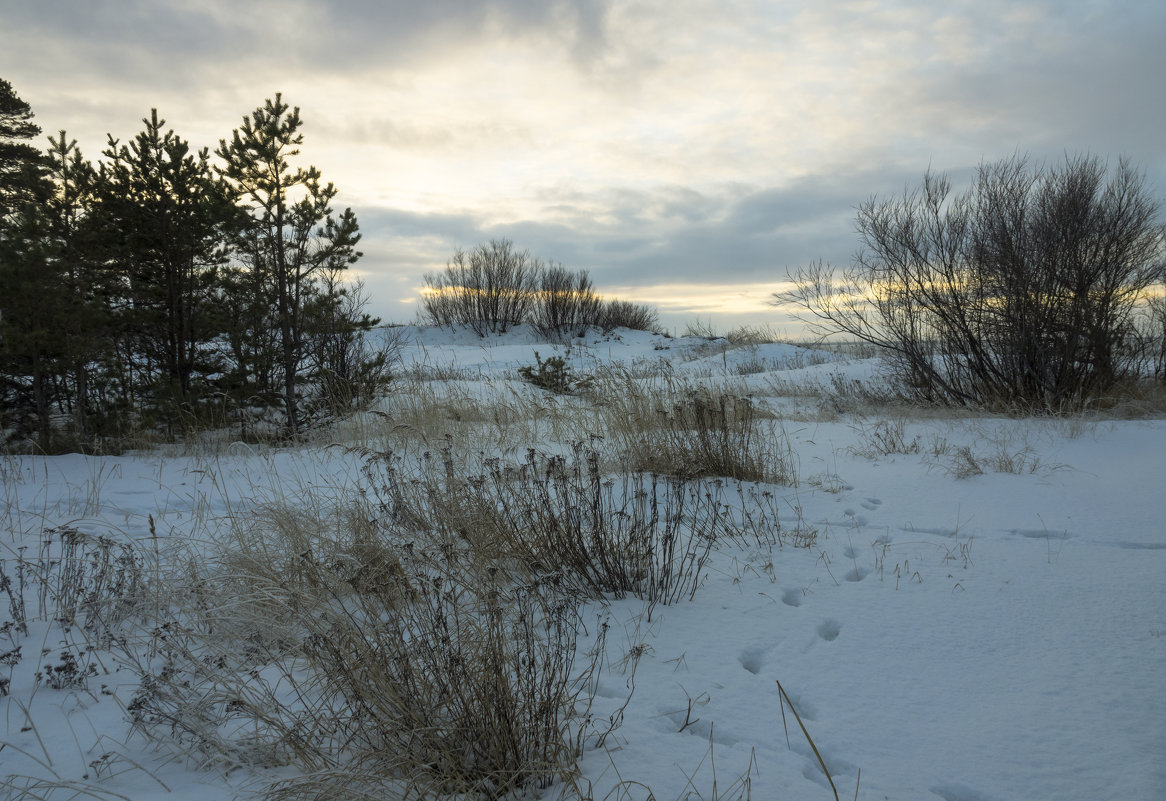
[860,497,882,511]
[930,783,1007,801]
[779,687,817,720]
[781,589,804,607]
[794,741,857,790]
[901,524,959,538]
[844,565,871,582]
[738,644,768,675]
[842,509,868,527]
[816,619,841,641]
[1008,528,1072,540]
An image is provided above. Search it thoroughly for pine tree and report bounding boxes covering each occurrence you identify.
[95,110,238,423]
[43,132,104,446]
[217,95,361,437]
[0,78,58,449]
[0,78,44,213]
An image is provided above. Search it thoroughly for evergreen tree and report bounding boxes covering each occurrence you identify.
[0,78,44,213]
[0,78,58,450]
[217,95,362,437]
[95,110,238,424]
[43,131,103,447]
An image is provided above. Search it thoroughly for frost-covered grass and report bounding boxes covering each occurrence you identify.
[2,326,1164,800]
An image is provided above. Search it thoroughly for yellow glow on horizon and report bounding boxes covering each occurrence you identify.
[603,280,800,316]
[392,279,802,317]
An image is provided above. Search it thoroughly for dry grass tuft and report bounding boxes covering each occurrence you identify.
[124,490,605,799]
[364,443,803,613]
[590,369,797,484]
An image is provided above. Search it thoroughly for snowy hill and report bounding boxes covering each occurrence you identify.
[1,326,1163,801]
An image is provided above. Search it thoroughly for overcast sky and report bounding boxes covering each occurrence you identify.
[3,0,1164,333]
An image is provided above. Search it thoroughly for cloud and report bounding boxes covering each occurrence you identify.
[2,0,1162,334]
[2,0,610,71]
[308,0,613,68]
[904,11,1166,174]
[353,162,911,322]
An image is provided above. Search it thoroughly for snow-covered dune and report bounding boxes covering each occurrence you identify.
[2,327,1162,801]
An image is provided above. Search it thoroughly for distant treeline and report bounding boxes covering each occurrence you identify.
[419,239,659,337]
[0,79,387,451]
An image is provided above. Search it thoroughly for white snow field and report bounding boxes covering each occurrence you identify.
[2,326,1163,801]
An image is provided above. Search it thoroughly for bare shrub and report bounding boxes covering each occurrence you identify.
[418,240,662,337]
[601,299,660,333]
[779,154,1166,410]
[124,496,603,799]
[364,443,796,611]
[420,239,541,335]
[304,288,402,421]
[1149,295,1166,381]
[533,264,604,339]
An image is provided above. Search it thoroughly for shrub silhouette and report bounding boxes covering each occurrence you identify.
[420,239,660,336]
[779,154,1166,409]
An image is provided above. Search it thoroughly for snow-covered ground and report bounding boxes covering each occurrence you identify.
[2,326,1163,800]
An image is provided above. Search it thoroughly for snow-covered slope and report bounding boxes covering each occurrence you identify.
[2,327,1162,801]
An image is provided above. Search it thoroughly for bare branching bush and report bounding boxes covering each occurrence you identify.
[600,299,660,333]
[533,265,604,339]
[364,443,801,612]
[420,239,542,335]
[303,279,400,421]
[418,239,661,337]
[125,496,605,799]
[779,154,1166,410]
[1149,295,1166,381]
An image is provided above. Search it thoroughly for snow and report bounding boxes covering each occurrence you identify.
[2,326,1163,800]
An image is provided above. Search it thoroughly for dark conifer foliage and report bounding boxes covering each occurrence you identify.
[0,79,57,449]
[95,110,239,419]
[0,81,383,451]
[217,94,366,438]
[0,78,45,211]
[42,132,102,447]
